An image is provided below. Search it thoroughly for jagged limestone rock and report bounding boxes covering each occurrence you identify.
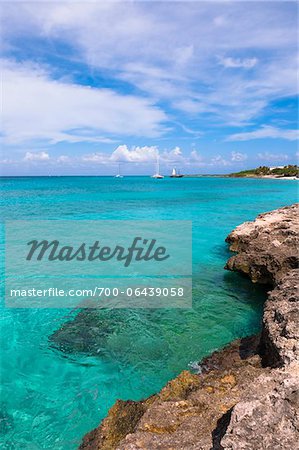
[225,204,299,284]
[221,365,299,450]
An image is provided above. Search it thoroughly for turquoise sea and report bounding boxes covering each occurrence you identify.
[0,176,298,449]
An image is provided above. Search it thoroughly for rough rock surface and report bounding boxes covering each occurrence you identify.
[223,204,299,449]
[79,399,151,450]
[79,204,299,450]
[80,337,265,450]
[222,364,299,450]
[261,269,299,367]
[225,203,299,284]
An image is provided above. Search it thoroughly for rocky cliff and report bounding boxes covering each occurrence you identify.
[225,204,299,369]
[225,203,298,285]
[80,204,299,450]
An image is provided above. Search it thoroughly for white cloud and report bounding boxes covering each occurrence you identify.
[22,145,209,168]
[210,155,231,167]
[57,155,71,163]
[2,2,297,129]
[171,146,182,157]
[81,152,109,163]
[190,150,203,162]
[213,16,227,27]
[218,56,258,69]
[257,152,289,162]
[1,60,167,145]
[24,151,50,161]
[231,151,247,162]
[81,145,230,169]
[0,158,16,164]
[227,126,299,141]
[110,145,158,163]
[160,146,184,163]
[174,45,194,67]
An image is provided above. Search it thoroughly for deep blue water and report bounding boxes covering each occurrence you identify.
[0,176,298,449]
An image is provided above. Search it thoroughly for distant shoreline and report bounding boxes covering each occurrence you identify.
[185,174,298,180]
[0,174,298,179]
[228,175,299,180]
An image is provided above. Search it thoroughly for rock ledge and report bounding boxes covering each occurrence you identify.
[79,204,299,450]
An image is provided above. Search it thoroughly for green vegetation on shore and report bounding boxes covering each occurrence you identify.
[229,165,299,178]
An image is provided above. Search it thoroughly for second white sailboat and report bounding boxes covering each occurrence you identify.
[152,156,164,179]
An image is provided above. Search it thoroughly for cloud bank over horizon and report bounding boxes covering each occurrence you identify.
[1,1,298,174]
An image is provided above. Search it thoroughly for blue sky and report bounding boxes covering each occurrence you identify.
[1,1,298,175]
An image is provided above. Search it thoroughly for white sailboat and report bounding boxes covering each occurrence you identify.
[115,163,123,178]
[152,156,164,179]
[170,167,183,178]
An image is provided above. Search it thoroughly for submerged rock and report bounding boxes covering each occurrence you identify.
[49,308,173,367]
[49,309,130,356]
[0,406,14,436]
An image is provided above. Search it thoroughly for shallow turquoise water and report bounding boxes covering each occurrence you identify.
[0,176,298,449]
